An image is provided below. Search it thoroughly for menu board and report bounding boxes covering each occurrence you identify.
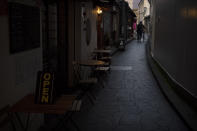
[9,3,40,54]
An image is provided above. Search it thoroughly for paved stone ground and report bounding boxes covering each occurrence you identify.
[72,39,190,131]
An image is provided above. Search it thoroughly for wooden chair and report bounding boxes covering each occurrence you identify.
[72,61,98,85]
[53,98,82,131]
[95,67,110,75]
[98,56,112,64]
[72,61,98,104]
[93,66,110,89]
[100,62,111,71]
[0,105,16,131]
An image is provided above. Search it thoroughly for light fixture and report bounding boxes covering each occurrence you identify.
[97,7,103,15]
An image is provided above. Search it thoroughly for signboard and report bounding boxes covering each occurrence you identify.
[35,71,55,104]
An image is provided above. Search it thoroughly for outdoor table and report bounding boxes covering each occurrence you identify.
[93,49,112,54]
[9,94,81,131]
[78,60,106,67]
[93,49,112,61]
[78,60,109,89]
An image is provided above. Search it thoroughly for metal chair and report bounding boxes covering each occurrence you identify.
[0,105,16,131]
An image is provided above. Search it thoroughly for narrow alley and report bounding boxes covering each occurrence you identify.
[73,39,190,131]
[1,0,197,131]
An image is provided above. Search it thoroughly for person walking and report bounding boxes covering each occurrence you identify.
[133,21,137,39]
[137,22,145,42]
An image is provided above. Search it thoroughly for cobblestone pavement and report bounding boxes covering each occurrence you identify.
[74,40,190,131]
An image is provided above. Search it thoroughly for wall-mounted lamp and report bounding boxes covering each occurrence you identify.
[97,7,103,15]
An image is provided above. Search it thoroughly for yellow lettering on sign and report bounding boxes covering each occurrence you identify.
[41,96,49,103]
[43,87,49,92]
[43,73,51,80]
[42,87,49,95]
[40,73,53,103]
[43,81,50,87]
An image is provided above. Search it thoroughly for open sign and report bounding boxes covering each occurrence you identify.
[35,71,55,104]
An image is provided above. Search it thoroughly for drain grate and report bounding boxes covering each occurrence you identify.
[110,66,132,71]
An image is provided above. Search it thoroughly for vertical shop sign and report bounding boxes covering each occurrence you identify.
[35,71,55,104]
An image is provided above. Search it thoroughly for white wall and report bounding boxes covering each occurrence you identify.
[144,0,150,17]
[68,1,97,86]
[138,0,150,23]
[150,0,156,55]
[152,0,197,98]
[125,0,133,9]
[80,2,97,61]
[0,0,43,130]
[138,1,144,22]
